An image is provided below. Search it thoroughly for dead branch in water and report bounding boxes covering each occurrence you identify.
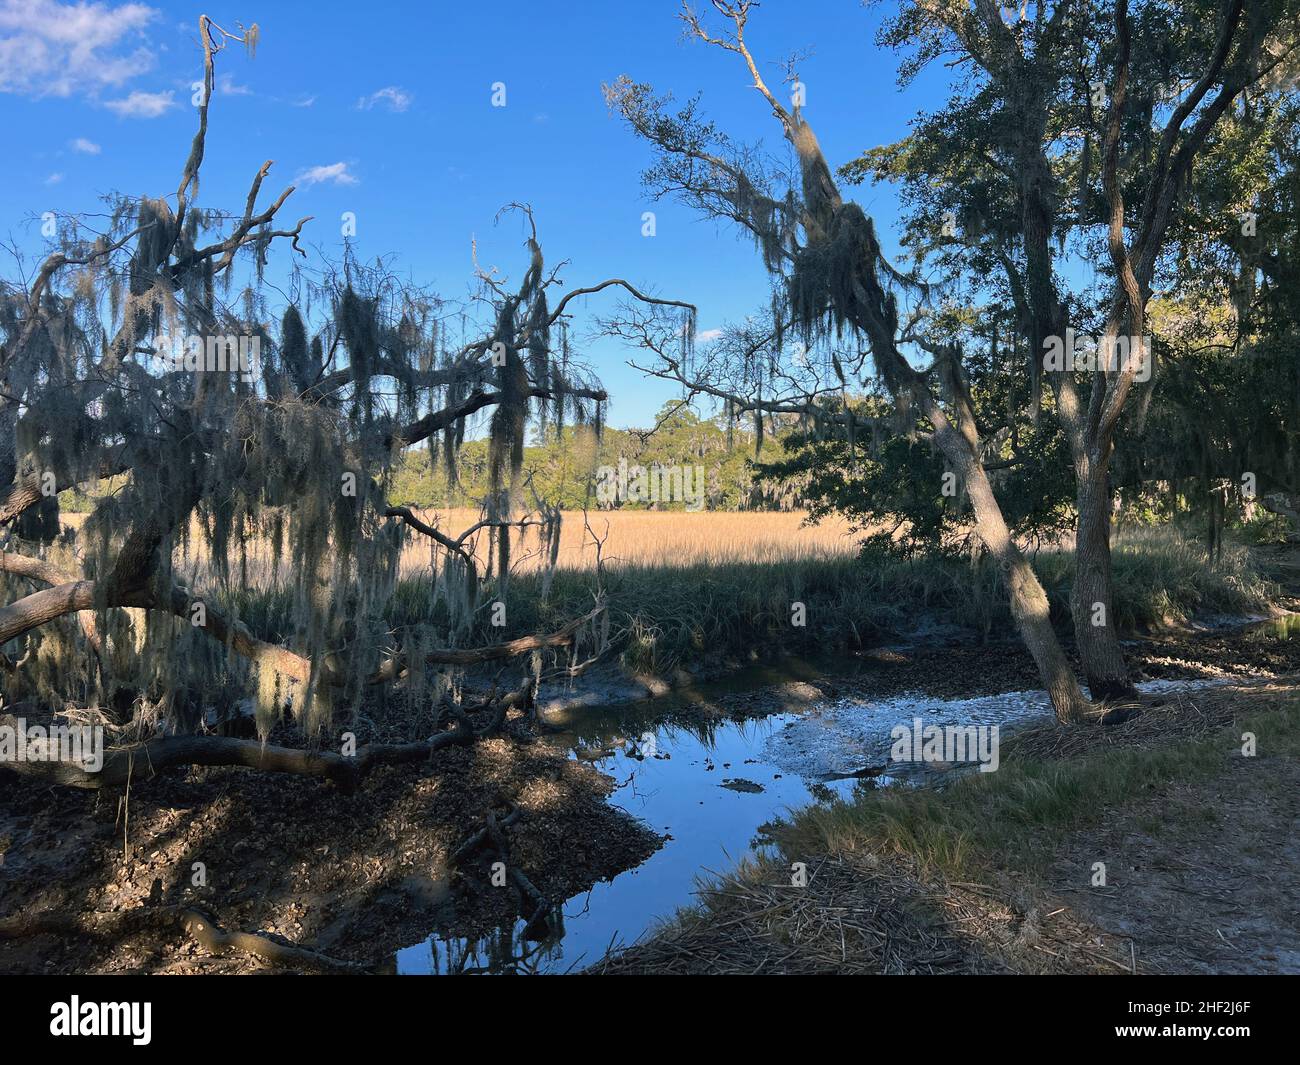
[450,804,555,942]
[450,805,524,864]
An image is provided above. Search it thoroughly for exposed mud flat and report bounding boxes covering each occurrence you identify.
[532,609,1300,731]
[0,729,660,974]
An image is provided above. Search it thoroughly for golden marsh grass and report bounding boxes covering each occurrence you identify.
[63,508,863,578]
[408,509,862,573]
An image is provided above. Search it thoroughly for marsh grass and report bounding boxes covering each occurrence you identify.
[190,522,1274,674]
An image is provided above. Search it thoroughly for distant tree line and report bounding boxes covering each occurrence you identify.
[386,404,807,512]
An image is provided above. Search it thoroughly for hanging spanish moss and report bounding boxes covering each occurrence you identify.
[0,26,680,770]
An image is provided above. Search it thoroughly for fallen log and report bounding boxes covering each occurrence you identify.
[0,672,547,792]
[0,713,475,793]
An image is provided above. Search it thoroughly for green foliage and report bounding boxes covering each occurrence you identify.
[753,347,1075,559]
[1120,94,1300,528]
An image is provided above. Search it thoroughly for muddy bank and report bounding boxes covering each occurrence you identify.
[538,609,1300,732]
[4,613,1297,975]
[0,724,660,974]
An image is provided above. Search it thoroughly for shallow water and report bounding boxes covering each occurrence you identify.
[394,667,1242,974]
[1251,612,1300,640]
[396,710,862,974]
[764,676,1237,781]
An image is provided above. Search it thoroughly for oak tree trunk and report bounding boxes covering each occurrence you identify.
[1072,462,1137,700]
[924,392,1092,724]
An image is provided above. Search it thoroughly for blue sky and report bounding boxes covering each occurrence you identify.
[0,0,951,427]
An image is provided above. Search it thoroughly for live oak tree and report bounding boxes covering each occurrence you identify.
[0,16,691,789]
[607,0,1298,721]
[860,0,1300,697]
[606,1,1097,722]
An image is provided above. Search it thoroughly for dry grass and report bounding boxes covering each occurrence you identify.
[590,847,1131,975]
[64,508,862,578]
[53,512,1275,676]
[589,852,1017,974]
[401,509,861,574]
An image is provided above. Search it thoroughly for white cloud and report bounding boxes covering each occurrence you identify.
[104,88,173,117]
[294,162,358,187]
[44,171,64,184]
[695,328,723,342]
[69,136,100,153]
[217,72,251,96]
[0,0,158,99]
[290,93,315,107]
[356,85,412,112]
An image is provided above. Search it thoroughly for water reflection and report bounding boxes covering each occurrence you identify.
[1254,612,1300,640]
[397,707,859,974]
[416,912,566,975]
[396,668,1240,974]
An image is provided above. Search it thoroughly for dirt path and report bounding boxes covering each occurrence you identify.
[1045,754,1300,974]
